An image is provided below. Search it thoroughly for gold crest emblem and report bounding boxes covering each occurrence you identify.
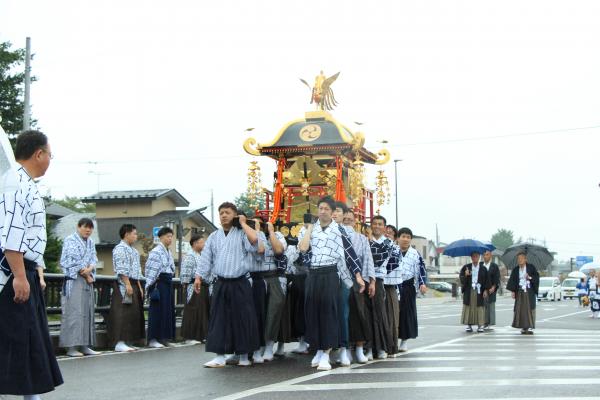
[299,124,322,142]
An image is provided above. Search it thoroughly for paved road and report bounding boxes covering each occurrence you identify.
[38,295,598,400]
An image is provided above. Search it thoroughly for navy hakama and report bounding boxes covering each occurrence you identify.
[147,273,175,342]
[304,266,340,351]
[0,262,63,395]
[206,276,259,355]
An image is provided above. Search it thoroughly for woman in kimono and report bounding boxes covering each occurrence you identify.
[59,217,100,357]
[181,234,209,344]
[459,251,490,333]
[506,252,540,334]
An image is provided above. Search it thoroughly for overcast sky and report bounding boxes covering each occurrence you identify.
[1,0,599,262]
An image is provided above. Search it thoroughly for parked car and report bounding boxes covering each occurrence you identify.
[561,278,579,299]
[427,282,452,293]
[537,277,561,301]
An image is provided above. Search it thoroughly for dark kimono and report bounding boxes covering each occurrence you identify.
[459,264,490,326]
[506,263,540,330]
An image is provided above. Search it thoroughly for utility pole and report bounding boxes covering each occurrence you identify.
[210,189,214,224]
[570,257,574,272]
[393,159,402,228]
[23,37,32,130]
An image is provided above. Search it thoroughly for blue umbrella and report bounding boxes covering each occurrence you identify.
[482,242,496,252]
[443,239,490,257]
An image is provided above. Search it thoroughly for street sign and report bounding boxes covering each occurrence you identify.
[153,227,161,244]
[576,256,593,268]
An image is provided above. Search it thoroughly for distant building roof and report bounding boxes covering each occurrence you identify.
[94,207,216,245]
[45,202,76,219]
[82,189,189,207]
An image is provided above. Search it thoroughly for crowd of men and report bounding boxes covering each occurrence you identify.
[1,130,538,399]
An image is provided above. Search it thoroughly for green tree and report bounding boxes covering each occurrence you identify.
[44,217,62,273]
[491,228,515,251]
[234,192,265,217]
[0,41,36,140]
[53,196,96,213]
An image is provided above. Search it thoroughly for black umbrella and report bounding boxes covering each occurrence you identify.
[501,243,554,269]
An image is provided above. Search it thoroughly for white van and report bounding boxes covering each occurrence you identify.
[561,278,579,299]
[537,277,561,301]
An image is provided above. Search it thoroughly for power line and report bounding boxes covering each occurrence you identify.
[54,123,600,165]
[386,124,600,148]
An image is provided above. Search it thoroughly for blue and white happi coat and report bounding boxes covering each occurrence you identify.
[60,232,97,298]
[181,250,202,303]
[112,240,143,297]
[1,167,47,288]
[370,235,399,279]
[197,227,258,281]
[253,231,288,273]
[297,221,361,288]
[145,243,175,289]
[344,225,376,282]
[385,246,427,289]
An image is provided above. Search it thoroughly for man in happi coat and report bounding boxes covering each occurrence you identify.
[344,209,376,364]
[251,220,287,363]
[107,224,145,352]
[386,227,427,352]
[298,196,365,371]
[59,217,100,357]
[194,202,260,367]
[181,233,209,343]
[367,215,397,360]
[460,251,490,333]
[145,226,176,348]
[0,130,63,398]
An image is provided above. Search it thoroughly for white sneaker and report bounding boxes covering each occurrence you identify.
[185,339,201,345]
[293,340,309,354]
[355,347,368,364]
[311,350,324,367]
[204,355,226,368]
[148,339,165,348]
[275,342,285,356]
[238,354,251,367]
[317,353,332,371]
[376,350,388,359]
[252,350,264,364]
[346,348,353,364]
[114,341,134,352]
[399,340,408,352]
[81,346,100,356]
[263,342,274,361]
[339,348,351,366]
[24,395,42,400]
[366,349,374,361]
[66,347,84,357]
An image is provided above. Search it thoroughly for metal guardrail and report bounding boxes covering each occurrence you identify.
[43,273,186,327]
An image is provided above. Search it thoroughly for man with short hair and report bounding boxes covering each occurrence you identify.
[0,130,63,398]
[459,251,490,333]
[368,215,396,359]
[344,209,376,363]
[195,202,260,367]
[332,201,365,366]
[386,227,427,352]
[298,196,364,371]
[482,250,500,330]
[145,226,177,348]
[107,224,145,352]
[506,252,539,334]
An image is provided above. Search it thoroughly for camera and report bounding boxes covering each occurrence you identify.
[303,213,316,224]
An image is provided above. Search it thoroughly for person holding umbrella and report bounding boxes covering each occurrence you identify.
[459,251,490,333]
[506,251,540,334]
